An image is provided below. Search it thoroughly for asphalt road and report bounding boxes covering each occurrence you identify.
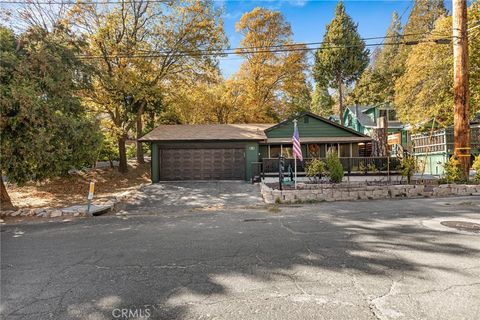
[1,196,480,320]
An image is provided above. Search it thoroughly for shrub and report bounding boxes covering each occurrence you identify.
[443,156,464,183]
[98,134,119,168]
[126,143,137,159]
[306,159,327,183]
[472,155,480,183]
[400,155,417,184]
[358,161,368,174]
[326,149,344,183]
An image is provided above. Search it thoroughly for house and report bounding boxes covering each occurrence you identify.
[343,105,409,156]
[410,119,480,175]
[139,112,372,182]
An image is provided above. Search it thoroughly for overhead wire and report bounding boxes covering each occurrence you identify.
[74,36,453,60]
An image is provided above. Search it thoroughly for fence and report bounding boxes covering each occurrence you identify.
[259,157,401,176]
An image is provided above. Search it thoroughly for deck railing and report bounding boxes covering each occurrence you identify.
[259,157,401,175]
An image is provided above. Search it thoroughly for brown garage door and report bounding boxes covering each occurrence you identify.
[160,148,246,180]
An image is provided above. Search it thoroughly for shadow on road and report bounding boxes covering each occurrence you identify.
[1,197,479,319]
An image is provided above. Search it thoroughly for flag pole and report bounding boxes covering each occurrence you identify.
[293,119,298,190]
[294,154,297,189]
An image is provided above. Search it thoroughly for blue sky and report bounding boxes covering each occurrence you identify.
[217,0,452,77]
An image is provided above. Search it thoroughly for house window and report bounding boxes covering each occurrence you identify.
[339,144,350,157]
[307,144,320,158]
[388,110,398,121]
[282,145,293,158]
[270,145,281,158]
[304,117,309,124]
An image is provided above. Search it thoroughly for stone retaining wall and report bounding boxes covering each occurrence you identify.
[261,183,480,204]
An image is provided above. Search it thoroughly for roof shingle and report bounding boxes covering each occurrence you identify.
[139,124,274,142]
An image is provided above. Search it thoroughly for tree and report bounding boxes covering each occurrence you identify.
[234,7,310,122]
[395,0,447,78]
[71,0,227,171]
[314,1,369,125]
[350,11,402,106]
[394,5,480,126]
[0,26,101,210]
[311,83,334,117]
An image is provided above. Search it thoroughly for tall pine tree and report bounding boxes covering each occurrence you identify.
[350,11,402,106]
[314,1,369,124]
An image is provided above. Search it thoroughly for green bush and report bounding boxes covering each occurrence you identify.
[126,143,137,159]
[98,134,119,167]
[472,155,480,183]
[443,156,464,183]
[400,155,417,184]
[326,149,344,183]
[306,159,327,183]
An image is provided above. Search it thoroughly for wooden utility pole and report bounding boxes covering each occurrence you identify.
[452,0,471,179]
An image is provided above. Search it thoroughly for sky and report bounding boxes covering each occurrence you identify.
[217,0,453,77]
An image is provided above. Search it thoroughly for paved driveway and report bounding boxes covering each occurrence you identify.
[1,197,480,320]
[123,181,263,214]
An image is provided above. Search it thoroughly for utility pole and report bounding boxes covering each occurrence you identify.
[452,0,471,179]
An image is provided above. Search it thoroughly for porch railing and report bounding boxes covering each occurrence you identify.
[260,157,401,175]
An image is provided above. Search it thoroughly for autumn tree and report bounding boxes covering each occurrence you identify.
[394,2,480,126]
[314,1,369,125]
[396,0,447,71]
[234,7,310,122]
[71,0,227,172]
[0,26,101,210]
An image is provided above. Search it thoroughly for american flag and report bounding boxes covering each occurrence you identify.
[292,122,303,161]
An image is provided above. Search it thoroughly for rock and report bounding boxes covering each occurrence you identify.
[50,210,63,218]
[11,210,22,217]
[37,211,47,218]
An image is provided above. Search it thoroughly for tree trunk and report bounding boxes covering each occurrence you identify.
[338,78,344,125]
[371,112,388,157]
[136,114,145,164]
[118,135,128,173]
[452,0,471,179]
[1,178,16,211]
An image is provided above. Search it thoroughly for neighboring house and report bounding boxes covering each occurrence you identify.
[139,112,372,182]
[411,120,480,175]
[343,105,409,156]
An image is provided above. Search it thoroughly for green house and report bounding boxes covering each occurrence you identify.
[139,112,372,182]
[343,105,409,155]
[411,121,480,175]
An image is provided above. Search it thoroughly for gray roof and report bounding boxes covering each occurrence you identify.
[346,106,375,127]
[139,124,274,141]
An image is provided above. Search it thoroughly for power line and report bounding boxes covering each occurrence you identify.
[75,37,452,60]
[75,32,451,59]
[131,32,446,57]
[0,0,169,4]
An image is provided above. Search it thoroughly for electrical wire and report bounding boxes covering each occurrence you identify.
[0,0,170,4]
[74,37,452,60]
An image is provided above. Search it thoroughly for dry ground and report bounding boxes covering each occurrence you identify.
[6,160,151,210]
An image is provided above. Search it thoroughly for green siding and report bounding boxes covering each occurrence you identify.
[151,143,159,183]
[415,153,448,175]
[245,142,259,181]
[266,115,360,138]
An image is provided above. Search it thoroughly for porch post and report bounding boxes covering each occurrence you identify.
[337,143,340,157]
[349,143,353,157]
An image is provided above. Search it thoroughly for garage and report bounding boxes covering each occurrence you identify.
[159,147,246,181]
[139,123,272,181]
